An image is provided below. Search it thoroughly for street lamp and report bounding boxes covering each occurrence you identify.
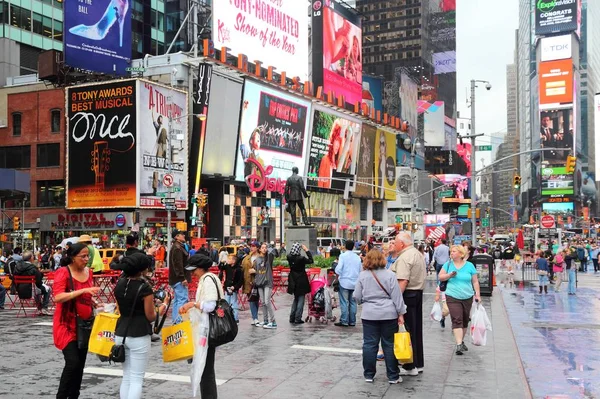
[404,137,422,239]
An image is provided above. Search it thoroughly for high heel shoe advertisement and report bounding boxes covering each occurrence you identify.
[64,0,131,75]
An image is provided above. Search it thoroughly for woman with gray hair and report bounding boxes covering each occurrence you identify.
[287,243,312,324]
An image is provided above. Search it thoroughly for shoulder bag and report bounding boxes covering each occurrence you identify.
[207,275,238,347]
[67,267,96,350]
[370,270,391,298]
[109,281,144,363]
[438,261,454,292]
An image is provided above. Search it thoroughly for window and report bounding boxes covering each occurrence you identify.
[51,109,61,132]
[360,199,368,220]
[12,112,22,136]
[37,143,60,167]
[0,145,31,168]
[42,16,53,38]
[33,12,43,35]
[37,180,65,207]
[53,20,63,41]
[373,202,384,222]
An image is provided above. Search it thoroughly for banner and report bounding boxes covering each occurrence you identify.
[374,129,397,201]
[354,125,376,198]
[535,0,579,36]
[66,80,137,209]
[64,0,131,75]
[307,108,361,190]
[138,81,189,209]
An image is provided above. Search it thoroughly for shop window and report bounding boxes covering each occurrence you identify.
[0,145,30,168]
[12,112,21,136]
[373,202,384,222]
[37,143,60,167]
[37,179,65,207]
[51,109,61,132]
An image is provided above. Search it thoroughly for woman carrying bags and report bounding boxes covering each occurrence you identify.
[287,243,312,324]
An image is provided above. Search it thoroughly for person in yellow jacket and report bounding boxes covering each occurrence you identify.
[78,235,104,274]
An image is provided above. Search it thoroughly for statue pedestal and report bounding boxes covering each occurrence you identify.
[286,226,317,255]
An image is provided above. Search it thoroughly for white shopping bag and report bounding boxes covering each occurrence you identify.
[430,301,443,321]
[470,302,492,346]
[189,308,210,397]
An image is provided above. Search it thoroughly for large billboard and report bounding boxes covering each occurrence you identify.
[539,59,573,108]
[541,166,574,197]
[355,125,376,198]
[595,94,600,184]
[540,108,574,163]
[311,0,362,107]
[66,80,137,209]
[138,82,188,209]
[433,51,456,75]
[64,0,131,75]
[540,34,572,62]
[235,80,311,186]
[535,0,579,36]
[435,174,471,204]
[212,0,308,80]
[306,108,361,190]
[421,101,445,147]
[398,71,418,137]
[374,129,397,201]
[362,75,384,116]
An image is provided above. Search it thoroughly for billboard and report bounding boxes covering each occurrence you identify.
[306,108,361,190]
[456,143,472,177]
[235,80,311,187]
[541,166,574,197]
[542,201,574,214]
[398,71,418,137]
[138,82,188,209]
[535,0,579,36]
[355,125,376,198]
[540,34,572,61]
[66,80,137,209]
[595,94,600,183]
[421,101,445,147]
[433,51,456,74]
[362,75,384,115]
[311,0,362,107]
[374,129,397,201]
[540,108,574,163]
[212,0,309,80]
[64,0,131,75]
[539,59,573,107]
[435,174,471,204]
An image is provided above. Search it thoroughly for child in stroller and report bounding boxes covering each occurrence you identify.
[306,276,337,323]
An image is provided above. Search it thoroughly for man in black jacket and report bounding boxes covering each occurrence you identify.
[169,229,189,324]
[14,251,51,315]
[285,166,310,226]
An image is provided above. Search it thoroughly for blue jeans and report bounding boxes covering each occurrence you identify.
[0,284,6,307]
[568,268,577,294]
[114,335,151,399]
[338,286,357,326]
[249,300,259,320]
[171,282,188,324]
[35,286,51,310]
[538,274,549,287]
[225,291,239,321]
[289,294,305,322]
[362,319,399,381]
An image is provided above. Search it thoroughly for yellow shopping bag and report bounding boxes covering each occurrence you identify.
[88,312,119,357]
[394,326,413,364]
[162,320,194,362]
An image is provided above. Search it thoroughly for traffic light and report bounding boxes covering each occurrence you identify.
[13,216,20,230]
[566,155,576,174]
[513,175,521,190]
[200,194,208,207]
[467,208,480,219]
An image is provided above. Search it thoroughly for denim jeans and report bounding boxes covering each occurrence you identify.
[225,291,239,321]
[171,282,188,324]
[338,286,357,326]
[538,274,549,287]
[568,268,577,294]
[0,284,6,307]
[362,319,399,381]
[35,285,51,309]
[249,300,259,320]
[289,294,305,323]
[114,335,151,399]
[57,340,88,399]
[258,286,275,323]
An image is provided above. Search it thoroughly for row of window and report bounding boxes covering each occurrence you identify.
[12,109,60,136]
[0,143,60,168]
[0,3,63,40]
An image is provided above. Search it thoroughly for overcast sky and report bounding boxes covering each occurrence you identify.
[456,0,520,141]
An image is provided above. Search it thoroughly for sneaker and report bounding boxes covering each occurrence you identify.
[460,342,468,352]
[294,320,305,324]
[417,367,424,373]
[151,334,161,342]
[263,322,277,329]
[365,378,374,383]
[41,308,52,316]
[399,368,419,376]
[389,377,402,384]
[455,345,464,355]
[334,322,348,327]
[252,319,262,327]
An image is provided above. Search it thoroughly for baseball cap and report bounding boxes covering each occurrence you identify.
[185,254,213,271]
[250,241,260,247]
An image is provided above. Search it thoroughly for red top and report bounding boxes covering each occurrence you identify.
[52,267,94,350]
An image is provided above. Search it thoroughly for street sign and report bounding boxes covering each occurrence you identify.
[476,145,492,151]
[161,198,176,205]
[164,204,177,211]
[162,174,174,187]
[481,218,489,227]
[540,215,556,228]
[438,190,454,198]
[174,187,181,192]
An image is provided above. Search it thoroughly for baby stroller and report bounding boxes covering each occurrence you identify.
[305,276,337,323]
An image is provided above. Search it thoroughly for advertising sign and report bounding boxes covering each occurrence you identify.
[362,75,384,115]
[374,129,397,201]
[398,70,418,137]
[595,94,600,184]
[64,0,131,75]
[539,59,573,107]
[433,51,456,75]
[306,108,361,190]
[429,11,456,51]
[456,142,472,177]
[138,82,188,209]
[435,174,471,204]
[40,212,131,231]
[422,101,445,147]
[540,34,572,61]
[66,80,137,209]
[235,80,311,190]
[423,214,451,224]
[212,0,308,80]
[355,125,376,198]
[541,166,574,197]
[535,0,579,36]
[540,108,574,163]
[312,0,362,107]
[542,201,574,214]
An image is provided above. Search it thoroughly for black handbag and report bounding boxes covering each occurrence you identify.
[248,284,259,302]
[109,282,144,363]
[438,261,453,292]
[207,275,238,347]
[67,267,95,350]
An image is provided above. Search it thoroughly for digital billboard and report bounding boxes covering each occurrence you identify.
[138,81,188,209]
[433,51,456,74]
[542,201,574,214]
[235,80,311,186]
[311,0,362,107]
[595,94,600,184]
[456,142,472,177]
[306,108,361,190]
[64,0,131,75]
[212,0,308,80]
[355,125,376,198]
[421,101,445,147]
[540,34,572,62]
[398,70,418,138]
[539,59,573,107]
[435,174,471,204]
[66,80,137,209]
[541,166,574,197]
[535,0,579,36]
[362,75,383,115]
[540,108,574,163]
[374,129,397,201]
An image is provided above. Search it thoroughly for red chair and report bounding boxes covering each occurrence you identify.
[13,276,39,318]
[271,270,283,295]
[44,272,56,310]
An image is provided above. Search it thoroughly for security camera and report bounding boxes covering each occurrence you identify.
[485,82,492,91]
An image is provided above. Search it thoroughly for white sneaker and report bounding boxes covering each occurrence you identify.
[417,367,424,373]
[365,378,374,383]
[399,368,419,376]
[263,322,277,329]
[389,377,402,384]
[252,319,261,326]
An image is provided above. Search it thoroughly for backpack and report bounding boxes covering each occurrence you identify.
[577,247,586,261]
[312,287,326,311]
[41,253,50,266]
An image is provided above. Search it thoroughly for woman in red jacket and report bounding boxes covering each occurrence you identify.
[52,243,100,399]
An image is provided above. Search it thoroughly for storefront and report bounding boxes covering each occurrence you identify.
[138,210,187,246]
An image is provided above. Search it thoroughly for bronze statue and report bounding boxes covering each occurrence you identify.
[285,167,310,226]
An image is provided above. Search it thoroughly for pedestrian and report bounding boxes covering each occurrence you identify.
[169,229,189,324]
[566,247,577,295]
[218,247,229,266]
[218,253,243,323]
[179,254,224,398]
[154,240,166,269]
[390,232,426,375]
[0,280,6,310]
[78,234,104,274]
[241,241,260,325]
[552,252,565,293]
[433,239,450,279]
[14,251,52,315]
[52,243,100,399]
[287,243,312,324]
[438,245,481,355]
[354,250,406,384]
[592,243,600,273]
[535,252,550,294]
[53,246,63,271]
[334,240,362,327]
[254,243,277,329]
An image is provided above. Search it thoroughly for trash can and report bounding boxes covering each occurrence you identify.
[471,254,494,296]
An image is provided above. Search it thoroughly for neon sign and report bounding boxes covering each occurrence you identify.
[245,158,286,195]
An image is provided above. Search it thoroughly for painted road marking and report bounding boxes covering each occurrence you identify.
[32,322,54,326]
[84,367,228,385]
[291,344,362,355]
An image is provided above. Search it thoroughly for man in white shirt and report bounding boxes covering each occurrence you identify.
[433,239,450,276]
